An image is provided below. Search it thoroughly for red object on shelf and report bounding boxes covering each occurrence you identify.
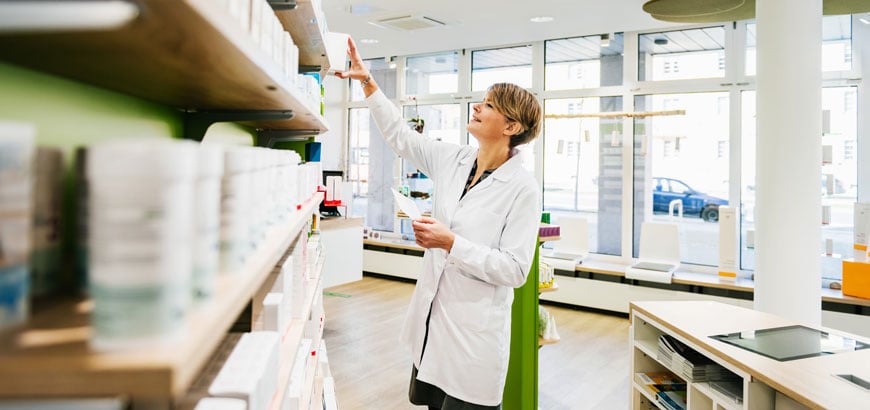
[323,200,343,206]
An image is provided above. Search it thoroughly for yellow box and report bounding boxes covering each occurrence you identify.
[842,259,870,299]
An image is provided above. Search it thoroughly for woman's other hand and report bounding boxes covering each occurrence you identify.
[412,217,455,251]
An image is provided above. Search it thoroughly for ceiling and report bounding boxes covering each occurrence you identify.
[322,0,680,59]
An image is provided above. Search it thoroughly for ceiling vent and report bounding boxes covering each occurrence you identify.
[371,15,446,31]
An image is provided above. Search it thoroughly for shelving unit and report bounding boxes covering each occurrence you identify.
[630,300,870,410]
[0,192,324,404]
[268,253,326,410]
[275,0,329,71]
[0,0,329,135]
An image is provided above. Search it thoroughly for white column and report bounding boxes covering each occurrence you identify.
[754,0,822,324]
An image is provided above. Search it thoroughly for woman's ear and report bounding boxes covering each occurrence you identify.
[504,121,522,137]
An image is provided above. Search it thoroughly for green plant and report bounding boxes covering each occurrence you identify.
[407,96,425,133]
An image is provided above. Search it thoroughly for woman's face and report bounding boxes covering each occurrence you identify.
[467,94,511,146]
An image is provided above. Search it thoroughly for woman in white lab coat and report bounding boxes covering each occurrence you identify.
[336,38,542,409]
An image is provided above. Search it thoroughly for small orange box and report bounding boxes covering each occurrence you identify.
[842,259,870,299]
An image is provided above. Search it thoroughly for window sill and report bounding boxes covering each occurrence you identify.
[363,239,870,308]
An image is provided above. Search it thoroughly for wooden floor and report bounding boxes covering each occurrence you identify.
[322,275,631,410]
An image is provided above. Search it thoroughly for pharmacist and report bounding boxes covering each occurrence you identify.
[337,38,542,409]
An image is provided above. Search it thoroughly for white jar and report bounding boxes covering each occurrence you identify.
[193,143,224,304]
[220,146,252,275]
[0,121,35,329]
[86,138,197,350]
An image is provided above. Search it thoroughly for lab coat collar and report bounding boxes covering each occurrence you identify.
[460,147,524,182]
[489,148,523,182]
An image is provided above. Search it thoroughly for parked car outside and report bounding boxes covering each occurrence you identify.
[653,177,728,222]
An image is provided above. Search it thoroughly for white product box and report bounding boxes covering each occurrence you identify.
[283,339,313,410]
[822,144,833,164]
[209,332,279,410]
[854,203,870,262]
[324,32,350,75]
[263,292,287,334]
[194,397,247,410]
[718,206,742,281]
[249,0,263,45]
[322,377,338,410]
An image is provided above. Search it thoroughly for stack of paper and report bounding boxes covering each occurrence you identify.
[657,334,738,382]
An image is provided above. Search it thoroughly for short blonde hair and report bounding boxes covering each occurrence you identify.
[486,83,542,148]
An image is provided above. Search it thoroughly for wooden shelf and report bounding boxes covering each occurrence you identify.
[539,281,559,293]
[0,192,324,401]
[0,0,328,134]
[276,0,329,70]
[538,337,559,346]
[268,252,326,410]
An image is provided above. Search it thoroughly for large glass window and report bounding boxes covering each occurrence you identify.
[406,52,459,95]
[347,108,371,218]
[351,58,396,101]
[471,45,533,91]
[745,15,853,76]
[633,92,730,266]
[638,26,726,82]
[545,33,624,90]
[402,103,462,146]
[740,87,858,280]
[398,103,462,224]
[543,96,623,255]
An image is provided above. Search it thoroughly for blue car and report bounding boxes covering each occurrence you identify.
[653,177,728,222]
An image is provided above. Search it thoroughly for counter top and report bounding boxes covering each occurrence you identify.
[631,300,870,410]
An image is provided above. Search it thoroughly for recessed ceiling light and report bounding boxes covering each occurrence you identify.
[860,17,870,25]
[360,38,379,44]
[530,16,554,23]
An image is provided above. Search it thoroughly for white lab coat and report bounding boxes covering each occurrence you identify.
[367,90,541,406]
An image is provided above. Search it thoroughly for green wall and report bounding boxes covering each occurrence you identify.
[0,62,258,151]
[0,62,258,294]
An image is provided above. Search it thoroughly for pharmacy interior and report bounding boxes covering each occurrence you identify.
[3,0,870,409]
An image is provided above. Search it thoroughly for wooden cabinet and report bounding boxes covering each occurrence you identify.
[0,0,331,136]
[0,0,336,407]
[0,194,325,408]
[630,300,870,410]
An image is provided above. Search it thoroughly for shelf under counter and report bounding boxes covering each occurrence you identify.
[0,192,324,402]
[630,300,870,410]
[0,0,328,134]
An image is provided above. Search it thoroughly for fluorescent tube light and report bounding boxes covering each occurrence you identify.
[0,1,139,33]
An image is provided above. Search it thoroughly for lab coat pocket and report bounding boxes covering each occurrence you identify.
[448,271,496,332]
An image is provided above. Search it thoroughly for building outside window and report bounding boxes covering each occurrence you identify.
[740,87,858,280]
[543,96,623,255]
[545,33,625,90]
[638,26,726,82]
[745,15,852,76]
[633,92,729,266]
